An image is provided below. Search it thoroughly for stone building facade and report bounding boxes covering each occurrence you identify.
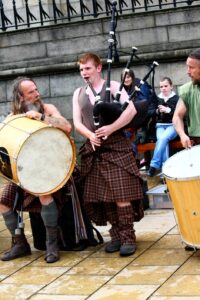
[0,4,200,147]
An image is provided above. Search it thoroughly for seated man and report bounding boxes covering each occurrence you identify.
[0,77,72,263]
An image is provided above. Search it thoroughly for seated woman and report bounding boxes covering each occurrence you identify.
[121,69,157,157]
[147,77,179,177]
[121,69,151,100]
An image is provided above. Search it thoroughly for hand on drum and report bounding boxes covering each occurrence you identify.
[25,110,42,121]
[180,133,192,149]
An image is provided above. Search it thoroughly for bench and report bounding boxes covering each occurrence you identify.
[136,140,184,168]
[126,128,191,168]
[137,140,184,153]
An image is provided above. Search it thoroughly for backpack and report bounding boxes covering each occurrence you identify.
[29,171,104,251]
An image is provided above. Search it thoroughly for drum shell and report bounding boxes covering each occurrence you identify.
[0,115,76,196]
[163,145,200,248]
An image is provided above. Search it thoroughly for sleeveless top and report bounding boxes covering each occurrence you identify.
[78,82,107,132]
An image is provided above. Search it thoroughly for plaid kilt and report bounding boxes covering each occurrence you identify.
[0,181,69,214]
[78,133,144,225]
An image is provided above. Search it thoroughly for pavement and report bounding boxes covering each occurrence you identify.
[0,175,200,300]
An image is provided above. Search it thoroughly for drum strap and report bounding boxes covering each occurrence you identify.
[69,177,88,242]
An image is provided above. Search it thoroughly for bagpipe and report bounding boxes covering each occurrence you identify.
[89,1,159,130]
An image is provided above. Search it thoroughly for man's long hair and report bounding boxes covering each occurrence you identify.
[12,77,44,115]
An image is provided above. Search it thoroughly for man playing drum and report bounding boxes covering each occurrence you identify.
[173,48,200,147]
[171,49,200,251]
[0,77,71,263]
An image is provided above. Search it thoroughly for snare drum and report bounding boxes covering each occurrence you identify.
[0,115,76,196]
[162,145,200,248]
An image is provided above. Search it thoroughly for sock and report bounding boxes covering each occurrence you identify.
[2,210,18,236]
[41,200,58,228]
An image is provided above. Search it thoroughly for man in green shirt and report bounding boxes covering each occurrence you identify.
[173,48,200,147]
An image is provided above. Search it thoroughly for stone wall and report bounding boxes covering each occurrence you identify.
[0,5,200,147]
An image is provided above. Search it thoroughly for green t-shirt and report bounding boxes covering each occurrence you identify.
[178,82,200,137]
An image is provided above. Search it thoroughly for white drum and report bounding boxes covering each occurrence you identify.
[162,145,200,248]
[0,115,76,196]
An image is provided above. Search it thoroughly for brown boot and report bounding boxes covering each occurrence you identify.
[45,226,59,263]
[1,234,31,261]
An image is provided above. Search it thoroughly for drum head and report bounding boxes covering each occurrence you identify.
[17,127,76,195]
[162,145,200,180]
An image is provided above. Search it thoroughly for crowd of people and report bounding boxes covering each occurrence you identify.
[0,47,200,262]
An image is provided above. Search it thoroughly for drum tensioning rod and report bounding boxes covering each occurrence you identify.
[1,121,33,135]
[0,149,18,161]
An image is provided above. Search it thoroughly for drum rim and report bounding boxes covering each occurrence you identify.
[162,144,200,180]
[163,175,200,181]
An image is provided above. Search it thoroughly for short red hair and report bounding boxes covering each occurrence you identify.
[78,52,102,67]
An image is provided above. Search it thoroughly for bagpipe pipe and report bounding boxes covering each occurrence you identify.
[90,1,159,130]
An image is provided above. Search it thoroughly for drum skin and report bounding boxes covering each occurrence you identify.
[0,115,76,196]
[162,145,200,248]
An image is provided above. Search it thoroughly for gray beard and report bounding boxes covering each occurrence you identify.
[21,100,43,113]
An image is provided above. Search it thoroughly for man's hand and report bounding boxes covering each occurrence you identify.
[95,125,113,139]
[25,110,42,121]
[89,132,102,150]
[180,133,192,149]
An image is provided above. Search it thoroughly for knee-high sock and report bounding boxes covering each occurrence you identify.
[2,210,18,236]
[41,201,58,243]
[106,203,120,241]
[117,205,136,245]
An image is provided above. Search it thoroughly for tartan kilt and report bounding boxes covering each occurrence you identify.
[0,180,71,214]
[79,133,144,225]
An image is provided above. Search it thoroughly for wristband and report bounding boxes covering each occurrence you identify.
[40,113,45,121]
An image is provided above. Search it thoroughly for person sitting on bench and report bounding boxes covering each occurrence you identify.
[147,77,179,177]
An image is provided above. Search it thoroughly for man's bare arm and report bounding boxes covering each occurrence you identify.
[173,98,191,148]
[25,104,72,134]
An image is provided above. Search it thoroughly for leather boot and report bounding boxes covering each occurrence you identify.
[1,234,31,261]
[45,226,59,263]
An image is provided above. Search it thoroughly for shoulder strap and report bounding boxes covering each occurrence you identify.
[91,225,104,244]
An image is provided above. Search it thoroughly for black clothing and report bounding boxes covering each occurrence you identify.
[156,94,179,123]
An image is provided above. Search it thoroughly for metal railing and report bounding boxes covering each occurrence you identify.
[0,0,199,32]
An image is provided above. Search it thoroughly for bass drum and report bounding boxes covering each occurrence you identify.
[162,145,200,248]
[0,115,76,196]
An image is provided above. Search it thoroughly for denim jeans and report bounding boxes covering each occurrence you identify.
[150,123,177,169]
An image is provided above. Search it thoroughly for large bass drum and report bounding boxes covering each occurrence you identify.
[162,145,200,248]
[0,115,76,196]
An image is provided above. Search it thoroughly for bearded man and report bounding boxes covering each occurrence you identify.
[0,77,71,263]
